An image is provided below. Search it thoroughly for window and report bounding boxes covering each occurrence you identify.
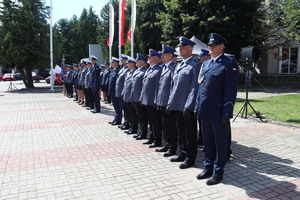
[280,47,298,74]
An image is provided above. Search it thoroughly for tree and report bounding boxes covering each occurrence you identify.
[264,0,300,48]
[157,0,264,57]
[0,0,49,88]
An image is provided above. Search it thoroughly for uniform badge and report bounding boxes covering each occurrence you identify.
[173,75,177,81]
[198,76,204,84]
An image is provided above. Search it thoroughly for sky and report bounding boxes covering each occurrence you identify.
[45,0,108,23]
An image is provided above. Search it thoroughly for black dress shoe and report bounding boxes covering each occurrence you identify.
[155,146,168,152]
[206,175,223,185]
[86,107,91,110]
[149,143,161,148]
[112,122,122,125]
[91,110,100,113]
[120,126,129,130]
[126,130,136,135]
[108,120,116,124]
[196,170,213,180]
[179,162,194,169]
[143,140,154,145]
[124,129,132,133]
[136,136,147,140]
[163,150,176,157]
[170,155,185,162]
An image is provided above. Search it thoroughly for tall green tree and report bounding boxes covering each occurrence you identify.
[0,0,49,88]
[264,0,300,48]
[157,0,264,57]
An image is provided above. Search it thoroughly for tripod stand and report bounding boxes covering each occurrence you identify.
[7,74,18,91]
[233,61,263,122]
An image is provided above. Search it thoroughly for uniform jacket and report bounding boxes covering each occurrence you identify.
[139,64,162,106]
[78,66,88,86]
[168,57,200,112]
[195,53,239,119]
[99,70,104,86]
[155,61,176,107]
[108,67,120,97]
[115,66,130,97]
[84,67,93,88]
[91,64,101,88]
[73,69,79,86]
[130,66,146,103]
[65,69,73,84]
[101,68,111,86]
[122,68,136,102]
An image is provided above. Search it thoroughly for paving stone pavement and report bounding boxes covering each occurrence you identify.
[0,81,299,200]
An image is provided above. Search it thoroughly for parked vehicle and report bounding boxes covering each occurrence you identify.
[2,73,16,81]
[38,70,50,79]
[14,73,22,80]
[32,72,44,82]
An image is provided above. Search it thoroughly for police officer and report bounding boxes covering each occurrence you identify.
[77,62,85,105]
[195,33,239,185]
[101,62,111,103]
[130,53,148,140]
[79,60,89,106]
[108,57,121,125]
[116,54,130,130]
[197,49,211,145]
[64,64,74,98]
[84,61,94,110]
[72,64,80,101]
[140,49,162,148]
[155,45,178,157]
[122,57,137,134]
[167,36,200,169]
[90,55,101,113]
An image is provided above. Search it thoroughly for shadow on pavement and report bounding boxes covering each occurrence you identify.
[224,141,300,198]
[192,141,300,198]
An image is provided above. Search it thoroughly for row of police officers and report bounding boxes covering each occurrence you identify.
[62,33,239,186]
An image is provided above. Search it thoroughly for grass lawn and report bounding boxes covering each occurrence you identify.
[234,94,300,125]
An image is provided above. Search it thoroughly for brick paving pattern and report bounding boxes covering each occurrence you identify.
[0,81,299,200]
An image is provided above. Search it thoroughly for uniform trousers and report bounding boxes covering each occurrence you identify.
[92,86,100,112]
[66,83,73,97]
[126,102,138,132]
[134,102,148,137]
[86,88,94,109]
[201,119,229,177]
[159,107,177,152]
[121,98,129,127]
[111,96,122,124]
[146,105,162,144]
[183,112,198,164]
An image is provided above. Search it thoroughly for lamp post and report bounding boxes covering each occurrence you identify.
[49,0,55,93]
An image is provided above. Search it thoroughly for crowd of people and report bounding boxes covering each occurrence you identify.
[60,33,239,185]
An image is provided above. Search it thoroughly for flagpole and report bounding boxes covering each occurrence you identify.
[49,0,55,93]
[118,0,121,59]
[130,0,135,58]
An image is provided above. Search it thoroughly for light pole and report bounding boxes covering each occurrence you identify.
[49,0,55,93]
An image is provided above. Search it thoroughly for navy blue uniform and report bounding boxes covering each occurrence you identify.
[108,67,121,123]
[91,64,101,112]
[195,53,239,178]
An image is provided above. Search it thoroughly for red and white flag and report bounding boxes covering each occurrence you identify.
[119,0,126,46]
[127,0,136,42]
[107,1,115,47]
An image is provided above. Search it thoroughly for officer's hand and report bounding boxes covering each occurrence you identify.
[183,108,193,120]
[156,105,161,111]
[222,116,231,125]
[166,105,171,114]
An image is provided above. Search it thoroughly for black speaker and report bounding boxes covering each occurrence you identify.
[240,46,261,62]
